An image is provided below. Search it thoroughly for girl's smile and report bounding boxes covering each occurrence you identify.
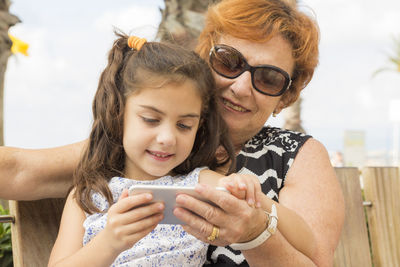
[146,150,174,161]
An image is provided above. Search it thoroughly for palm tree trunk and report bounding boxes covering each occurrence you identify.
[0,0,20,208]
[283,97,305,133]
[281,0,305,133]
[0,0,20,145]
[156,0,218,50]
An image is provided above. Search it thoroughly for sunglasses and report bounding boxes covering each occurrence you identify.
[209,44,292,96]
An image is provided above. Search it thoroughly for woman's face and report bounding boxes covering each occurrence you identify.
[213,34,295,146]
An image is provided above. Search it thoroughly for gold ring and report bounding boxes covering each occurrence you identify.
[207,226,220,241]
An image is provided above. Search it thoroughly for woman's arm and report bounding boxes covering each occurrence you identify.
[174,138,345,266]
[273,138,345,264]
[0,141,85,200]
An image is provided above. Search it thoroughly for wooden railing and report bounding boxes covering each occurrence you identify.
[1,167,399,266]
[334,167,400,267]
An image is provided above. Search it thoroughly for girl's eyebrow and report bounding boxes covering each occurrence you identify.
[139,105,200,118]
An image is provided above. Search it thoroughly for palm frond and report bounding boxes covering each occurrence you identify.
[372,67,395,78]
[373,34,400,77]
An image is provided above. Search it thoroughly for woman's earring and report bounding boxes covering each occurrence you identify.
[272,111,277,117]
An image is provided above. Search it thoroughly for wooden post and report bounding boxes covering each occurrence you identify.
[362,167,400,267]
[9,198,65,267]
[333,167,372,267]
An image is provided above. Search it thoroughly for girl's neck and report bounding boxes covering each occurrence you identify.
[123,167,172,181]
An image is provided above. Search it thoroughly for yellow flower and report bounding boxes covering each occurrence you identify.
[8,34,29,56]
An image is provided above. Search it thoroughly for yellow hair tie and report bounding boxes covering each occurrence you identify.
[127,36,147,51]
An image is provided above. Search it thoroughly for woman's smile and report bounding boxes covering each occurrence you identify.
[221,97,249,113]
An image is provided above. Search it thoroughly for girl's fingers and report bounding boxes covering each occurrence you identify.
[107,202,164,228]
[240,174,262,207]
[245,179,255,206]
[230,185,246,200]
[123,213,164,236]
[194,184,247,213]
[118,189,129,201]
[256,191,263,208]
[106,214,162,251]
[247,175,263,208]
[218,177,237,192]
[221,175,247,200]
[115,202,164,226]
[111,192,153,214]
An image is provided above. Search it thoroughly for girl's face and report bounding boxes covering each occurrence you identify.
[123,79,202,180]
[212,34,295,146]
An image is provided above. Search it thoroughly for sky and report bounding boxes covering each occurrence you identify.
[5,0,400,164]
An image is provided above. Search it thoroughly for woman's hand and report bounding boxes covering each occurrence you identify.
[103,189,164,253]
[173,183,267,247]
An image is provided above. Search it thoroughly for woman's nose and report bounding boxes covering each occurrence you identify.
[229,71,253,98]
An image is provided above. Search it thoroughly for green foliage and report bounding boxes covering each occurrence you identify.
[0,205,13,267]
[373,34,400,77]
[388,35,400,72]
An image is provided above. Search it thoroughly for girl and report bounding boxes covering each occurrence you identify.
[48,33,245,266]
[48,33,316,267]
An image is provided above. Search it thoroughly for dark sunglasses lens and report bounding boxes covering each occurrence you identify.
[211,47,245,78]
[253,68,287,95]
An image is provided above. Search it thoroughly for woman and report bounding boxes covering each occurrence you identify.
[170,1,344,266]
[0,0,344,266]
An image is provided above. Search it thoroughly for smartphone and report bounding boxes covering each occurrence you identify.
[128,185,229,224]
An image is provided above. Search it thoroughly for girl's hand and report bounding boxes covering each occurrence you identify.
[218,174,262,208]
[103,189,164,253]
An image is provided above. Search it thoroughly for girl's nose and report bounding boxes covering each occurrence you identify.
[156,125,176,147]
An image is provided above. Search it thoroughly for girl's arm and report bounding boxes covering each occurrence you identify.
[48,190,165,267]
[200,170,316,259]
[0,141,85,200]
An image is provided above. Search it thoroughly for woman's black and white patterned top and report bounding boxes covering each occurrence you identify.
[205,126,312,266]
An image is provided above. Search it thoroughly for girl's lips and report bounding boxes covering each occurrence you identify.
[146,150,173,161]
[221,98,249,113]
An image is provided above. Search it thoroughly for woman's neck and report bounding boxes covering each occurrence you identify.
[230,126,262,149]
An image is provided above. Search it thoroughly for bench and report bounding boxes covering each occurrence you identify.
[1,167,400,266]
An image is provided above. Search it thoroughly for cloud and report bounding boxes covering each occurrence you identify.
[299,0,400,154]
[305,0,400,45]
[94,5,162,40]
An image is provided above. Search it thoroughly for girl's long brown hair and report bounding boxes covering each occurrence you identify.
[73,32,235,214]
